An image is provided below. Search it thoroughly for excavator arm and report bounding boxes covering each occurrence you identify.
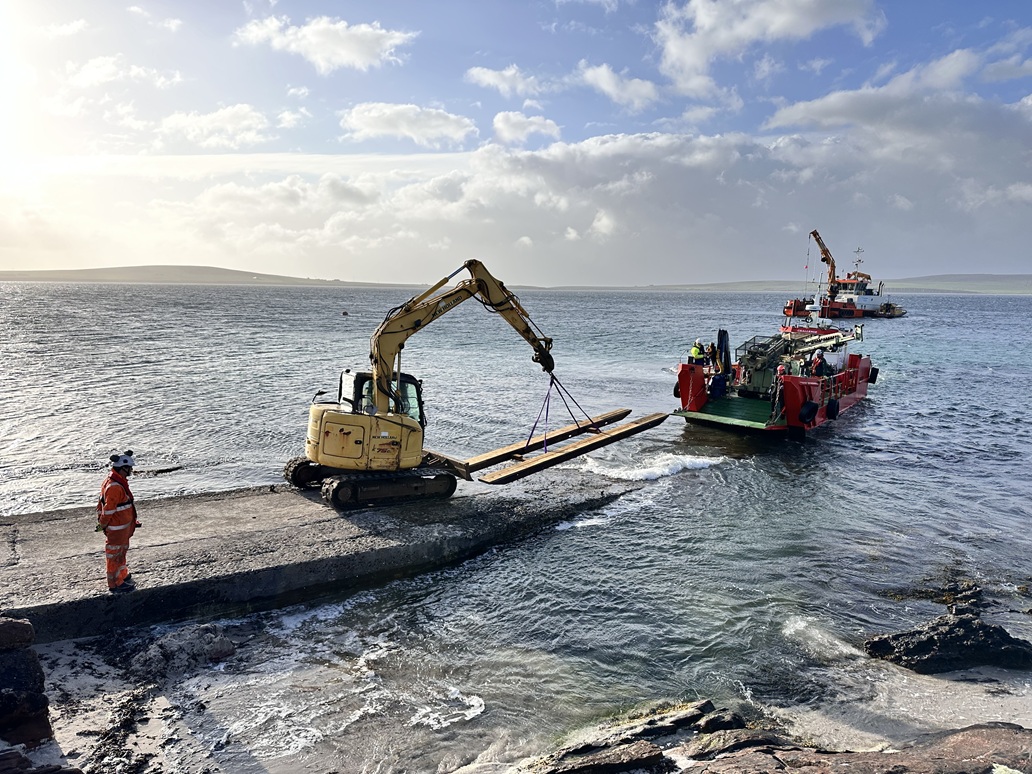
[809,229,839,299]
[369,259,554,413]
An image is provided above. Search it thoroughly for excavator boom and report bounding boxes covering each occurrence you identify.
[369,260,553,412]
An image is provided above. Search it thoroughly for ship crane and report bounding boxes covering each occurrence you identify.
[809,229,839,299]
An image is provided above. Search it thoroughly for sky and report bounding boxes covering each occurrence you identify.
[2,0,1031,287]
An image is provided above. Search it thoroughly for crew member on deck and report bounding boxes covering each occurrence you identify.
[811,349,833,377]
[706,342,720,372]
[689,339,705,364]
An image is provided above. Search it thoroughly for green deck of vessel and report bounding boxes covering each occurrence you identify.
[673,394,777,429]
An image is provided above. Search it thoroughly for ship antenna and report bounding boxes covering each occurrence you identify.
[854,246,864,272]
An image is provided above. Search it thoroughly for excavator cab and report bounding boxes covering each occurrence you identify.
[338,369,426,426]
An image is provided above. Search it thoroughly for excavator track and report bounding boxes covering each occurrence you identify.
[284,455,340,489]
[320,468,458,509]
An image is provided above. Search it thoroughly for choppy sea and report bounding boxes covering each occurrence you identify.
[3,282,1032,772]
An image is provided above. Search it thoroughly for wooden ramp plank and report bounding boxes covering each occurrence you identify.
[478,412,669,485]
[424,408,633,479]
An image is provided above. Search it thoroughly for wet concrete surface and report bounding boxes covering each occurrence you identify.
[1,472,638,643]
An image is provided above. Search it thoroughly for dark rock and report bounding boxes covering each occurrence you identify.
[681,723,1032,773]
[676,728,799,760]
[693,708,745,734]
[0,618,35,651]
[540,739,667,773]
[526,701,757,773]
[0,747,83,773]
[865,613,1032,674]
[0,649,46,694]
[522,703,1032,774]
[0,689,52,748]
[129,623,236,681]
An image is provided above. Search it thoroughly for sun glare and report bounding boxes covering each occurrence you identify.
[0,3,45,190]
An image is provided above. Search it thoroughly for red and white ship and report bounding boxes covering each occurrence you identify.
[783,230,907,319]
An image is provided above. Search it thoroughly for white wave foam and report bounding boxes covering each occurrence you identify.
[555,514,612,531]
[781,615,865,663]
[409,687,486,729]
[578,452,723,481]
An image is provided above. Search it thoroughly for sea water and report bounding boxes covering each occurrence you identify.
[3,283,1032,771]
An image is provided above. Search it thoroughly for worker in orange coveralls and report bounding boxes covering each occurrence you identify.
[97,450,142,594]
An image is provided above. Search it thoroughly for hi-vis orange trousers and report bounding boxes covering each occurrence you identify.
[105,540,130,589]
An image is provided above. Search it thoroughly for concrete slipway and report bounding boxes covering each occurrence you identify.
[1,472,642,644]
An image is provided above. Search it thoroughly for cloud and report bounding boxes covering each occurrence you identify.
[982,54,1032,82]
[277,108,312,129]
[656,0,886,97]
[339,103,478,148]
[65,54,182,89]
[800,57,832,75]
[753,54,784,84]
[767,50,984,133]
[576,61,659,111]
[65,56,121,89]
[465,64,549,98]
[42,20,89,38]
[127,5,182,32]
[160,104,273,149]
[234,16,418,74]
[493,112,561,145]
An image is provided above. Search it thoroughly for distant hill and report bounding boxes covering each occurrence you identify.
[0,265,407,288]
[1,265,1030,294]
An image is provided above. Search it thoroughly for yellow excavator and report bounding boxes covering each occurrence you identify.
[284,259,666,508]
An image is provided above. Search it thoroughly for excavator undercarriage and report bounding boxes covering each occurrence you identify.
[285,407,667,509]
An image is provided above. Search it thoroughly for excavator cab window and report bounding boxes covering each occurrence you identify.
[346,371,426,427]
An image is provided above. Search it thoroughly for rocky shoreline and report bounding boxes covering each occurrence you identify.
[4,574,1032,771]
[516,699,1032,773]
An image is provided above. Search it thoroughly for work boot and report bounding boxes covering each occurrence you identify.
[109,583,135,594]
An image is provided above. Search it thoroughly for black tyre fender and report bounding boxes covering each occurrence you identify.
[868,366,879,384]
[797,401,820,424]
[673,382,680,398]
[826,398,840,420]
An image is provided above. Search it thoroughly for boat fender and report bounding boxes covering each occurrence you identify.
[868,367,879,384]
[798,401,819,424]
[826,398,840,420]
[673,382,680,398]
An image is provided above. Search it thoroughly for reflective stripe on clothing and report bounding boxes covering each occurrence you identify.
[97,471,137,539]
[106,543,129,588]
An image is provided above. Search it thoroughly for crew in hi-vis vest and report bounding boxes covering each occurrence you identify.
[97,450,141,593]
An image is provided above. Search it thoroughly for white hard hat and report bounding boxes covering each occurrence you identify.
[109,450,135,468]
[695,339,702,346]
[815,349,823,356]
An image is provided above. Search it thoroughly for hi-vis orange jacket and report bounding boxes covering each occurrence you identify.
[97,470,138,544]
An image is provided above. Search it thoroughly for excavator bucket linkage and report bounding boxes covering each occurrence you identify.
[464,411,669,485]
